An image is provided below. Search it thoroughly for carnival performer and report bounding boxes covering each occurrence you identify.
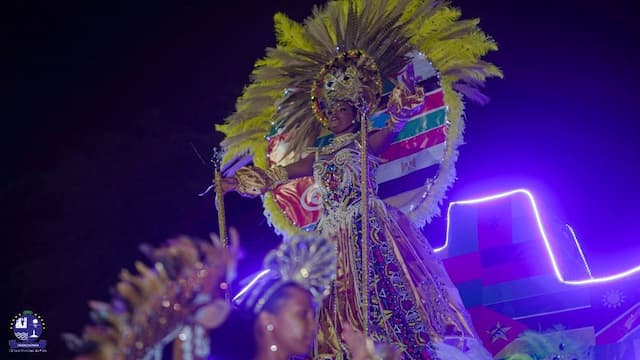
[218,83,491,359]
[212,232,337,360]
[215,1,502,358]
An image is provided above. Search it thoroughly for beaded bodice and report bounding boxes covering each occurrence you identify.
[312,136,379,214]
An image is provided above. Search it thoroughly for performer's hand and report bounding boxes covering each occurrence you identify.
[387,63,426,121]
[209,226,240,251]
[340,323,370,360]
[400,62,417,93]
[341,323,401,360]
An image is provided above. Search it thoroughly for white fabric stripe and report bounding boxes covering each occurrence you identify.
[376,142,445,184]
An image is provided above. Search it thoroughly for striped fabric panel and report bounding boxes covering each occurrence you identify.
[314,92,445,146]
[369,89,445,130]
[480,256,551,286]
[479,242,551,285]
[378,162,439,199]
[381,122,446,162]
[377,141,445,183]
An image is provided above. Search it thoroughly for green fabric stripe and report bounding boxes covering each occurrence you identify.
[312,107,445,146]
[394,108,446,141]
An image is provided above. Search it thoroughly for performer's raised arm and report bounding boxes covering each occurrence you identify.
[368,65,426,156]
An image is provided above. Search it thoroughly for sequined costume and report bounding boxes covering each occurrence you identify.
[312,133,486,359]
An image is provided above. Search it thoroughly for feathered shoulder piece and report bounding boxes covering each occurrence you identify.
[63,235,237,360]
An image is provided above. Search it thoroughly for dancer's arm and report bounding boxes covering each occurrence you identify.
[367,86,426,155]
[367,127,397,156]
[282,154,314,179]
[217,155,314,197]
[368,64,426,156]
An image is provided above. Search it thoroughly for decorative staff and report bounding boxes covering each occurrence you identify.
[211,147,228,248]
[359,100,370,337]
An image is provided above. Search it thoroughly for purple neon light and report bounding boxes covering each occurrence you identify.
[232,269,271,302]
[438,188,640,285]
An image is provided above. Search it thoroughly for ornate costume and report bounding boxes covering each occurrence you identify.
[311,133,487,359]
[218,0,502,358]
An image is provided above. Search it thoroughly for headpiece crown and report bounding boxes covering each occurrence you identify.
[234,232,336,314]
[311,50,382,126]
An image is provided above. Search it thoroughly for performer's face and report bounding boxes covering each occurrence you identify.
[261,286,317,356]
[327,101,357,134]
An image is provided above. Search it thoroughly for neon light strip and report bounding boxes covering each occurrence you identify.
[437,188,640,285]
[232,269,271,302]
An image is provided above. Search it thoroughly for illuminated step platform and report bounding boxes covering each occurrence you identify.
[437,189,640,359]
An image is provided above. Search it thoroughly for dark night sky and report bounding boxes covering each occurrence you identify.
[6,1,640,358]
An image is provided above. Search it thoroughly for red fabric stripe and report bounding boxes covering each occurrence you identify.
[424,89,444,111]
[381,126,446,162]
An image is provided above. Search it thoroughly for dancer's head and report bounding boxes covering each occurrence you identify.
[326,100,359,135]
[254,283,318,356]
[311,50,382,129]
